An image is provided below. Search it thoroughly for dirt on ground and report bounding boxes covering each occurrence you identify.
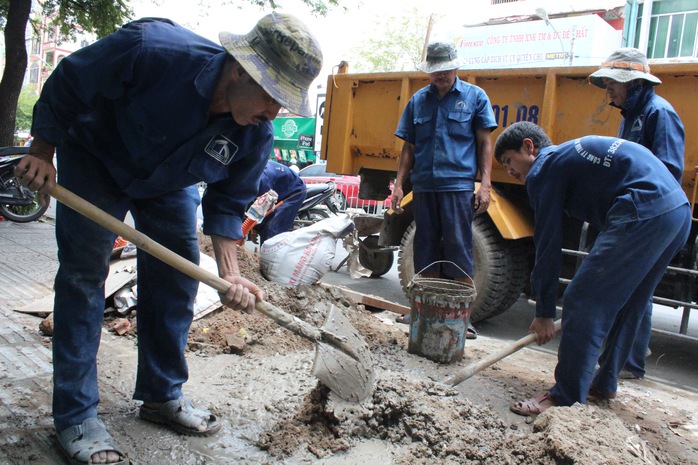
[6,232,698,464]
[161,234,698,464]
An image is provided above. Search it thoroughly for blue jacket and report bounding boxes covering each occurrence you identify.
[31,18,271,240]
[255,161,306,242]
[258,161,306,200]
[527,136,688,318]
[395,77,497,192]
[614,85,684,183]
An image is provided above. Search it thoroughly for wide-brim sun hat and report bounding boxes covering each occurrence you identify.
[589,47,661,88]
[417,41,464,74]
[220,13,323,117]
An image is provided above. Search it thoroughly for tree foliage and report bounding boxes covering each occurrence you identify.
[348,7,439,73]
[0,0,341,146]
[15,87,37,131]
[0,0,133,146]
[39,0,134,40]
[232,0,340,16]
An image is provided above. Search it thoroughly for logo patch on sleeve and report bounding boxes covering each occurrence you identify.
[205,135,239,165]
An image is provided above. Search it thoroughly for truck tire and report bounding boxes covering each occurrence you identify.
[398,216,524,322]
[359,235,394,277]
[485,237,531,319]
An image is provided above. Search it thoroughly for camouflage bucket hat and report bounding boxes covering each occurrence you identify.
[588,48,661,88]
[220,13,323,117]
[417,41,464,73]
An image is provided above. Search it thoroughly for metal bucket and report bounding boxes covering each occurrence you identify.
[407,263,477,364]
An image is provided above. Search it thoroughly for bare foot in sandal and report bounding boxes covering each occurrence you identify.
[91,450,125,464]
[57,417,128,464]
[510,391,556,416]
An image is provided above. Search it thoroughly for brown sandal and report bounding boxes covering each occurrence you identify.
[510,391,555,416]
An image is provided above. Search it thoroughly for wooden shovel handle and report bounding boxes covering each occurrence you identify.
[50,184,322,342]
[444,318,562,387]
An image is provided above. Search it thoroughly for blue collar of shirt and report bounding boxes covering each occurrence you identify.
[194,51,229,100]
[427,76,467,98]
[611,85,654,115]
[527,145,557,182]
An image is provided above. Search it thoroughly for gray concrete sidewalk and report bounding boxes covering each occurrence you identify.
[0,218,62,463]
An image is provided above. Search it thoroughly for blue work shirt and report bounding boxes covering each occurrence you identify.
[526,136,688,318]
[614,86,685,183]
[258,161,306,201]
[395,77,497,192]
[31,18,271,240]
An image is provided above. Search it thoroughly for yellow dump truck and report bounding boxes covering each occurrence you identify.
[320,62,698,332]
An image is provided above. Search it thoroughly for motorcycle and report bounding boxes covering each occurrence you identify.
[0,146,50,223]
[241,181,340,243]
[293,181,340,229]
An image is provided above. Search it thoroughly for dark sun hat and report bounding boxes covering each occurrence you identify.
[417,41,464,73]
[589,48,661,88]
[220,13,323,117]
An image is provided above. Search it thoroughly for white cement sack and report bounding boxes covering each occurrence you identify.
[260,215,355,286]
[194,253,223,317]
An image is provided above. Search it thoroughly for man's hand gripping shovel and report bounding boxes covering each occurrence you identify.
[50,184,376,403]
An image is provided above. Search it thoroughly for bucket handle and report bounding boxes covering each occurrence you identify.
[409,260,472,289]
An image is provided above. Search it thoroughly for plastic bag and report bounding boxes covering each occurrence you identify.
[260,215,355,286]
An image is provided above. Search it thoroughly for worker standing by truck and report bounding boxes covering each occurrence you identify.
[588,48,685,380]
[390,41,497,337]
[495,122,690,416]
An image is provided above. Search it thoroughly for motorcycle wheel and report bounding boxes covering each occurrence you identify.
[331,191,347,211]
[293,207,329,229]
[0,185,49,223]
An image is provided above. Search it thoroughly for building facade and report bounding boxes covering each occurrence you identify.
[628,0,698,60]
[450,0,697,66]
[25,15,95,94]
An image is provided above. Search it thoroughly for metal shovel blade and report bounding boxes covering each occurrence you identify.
[312,303,376,403]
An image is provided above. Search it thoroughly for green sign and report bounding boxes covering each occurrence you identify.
[271,117,316,162]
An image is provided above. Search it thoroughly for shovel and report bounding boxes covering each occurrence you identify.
[50,184,376,403]
[444,319,562,386]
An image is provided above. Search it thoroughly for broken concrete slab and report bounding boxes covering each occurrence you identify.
[14,257,137,315]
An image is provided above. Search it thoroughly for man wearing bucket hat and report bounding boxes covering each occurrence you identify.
[589,47,685,381]
[15,13,321,464]
[391,41,497,339]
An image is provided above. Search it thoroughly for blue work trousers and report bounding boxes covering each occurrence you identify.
[619,300,652,377]
[550,204,690,406]
[52,143,201,432]
[412,191,474,278]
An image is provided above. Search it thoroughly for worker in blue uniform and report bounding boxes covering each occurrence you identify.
[15,14,322,464]
[494,122,690,416]
[254,160,307,243]
[391,41,497,337]
[589,48,686,380]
